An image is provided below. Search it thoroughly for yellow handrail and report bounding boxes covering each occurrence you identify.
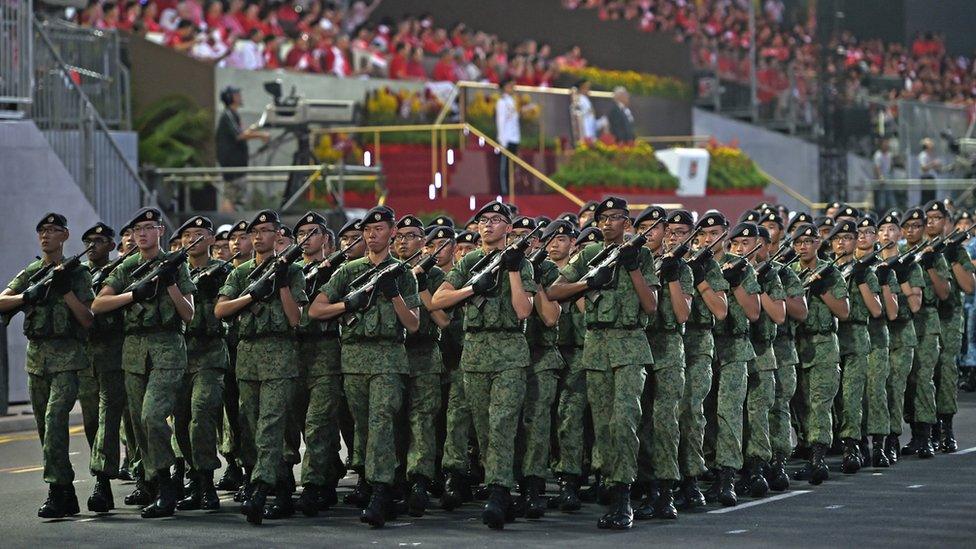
[755,166,815,210]
[456,80,616,98]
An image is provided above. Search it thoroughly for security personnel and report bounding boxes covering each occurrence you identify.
[926,201,975,452]
[432,201,536,530]
[879,211,923,463]
[173,216,229,511]
[215,209,307,524]
[548,196,658,530]
[514,216,562,519]
[0,213,94,518]
[790,223,849,485]
[830,219,883,474]
[635,207,692,520]
[80,222,127,512]
[855,216,899,466]
[676,212,729,509]
[311,206,420,528]
[93,207,196,518]
[900,206,950,457]
[291,212,343,516]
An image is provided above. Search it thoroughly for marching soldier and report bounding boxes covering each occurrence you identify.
[212,229,231,261]
[453,230,480,261]
[92,207,196,518]
[0,213,94,518]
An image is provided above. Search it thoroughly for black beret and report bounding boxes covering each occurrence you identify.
[759,209,784,227]
[756,225,771,241]
[593,196,628,216]
[878,211,900,227]
[695,211,727,230]
[396,215,424,231]
[634,205,666,226]
[214,230,230,241]
[576,226,604,246]
[790,223,818,240]
[924,199,948,215]
[474,200,512,222]
[544,219,579,239]
[229,219,249,235]
[826,201,845,211]
[667,209,694,226]
[503,202,518,216]
[754,201,774,211]
[955,209,973,223]
[247,209,281,232]
[363,206,396,225]
[581,218,598,230]
[738,209,761,224]
[278,226,293,239]
[787,212,813,231]
[535,216,552,231]
[294,211,329,233]
[834,205,861,219]
[337,218,364,237]
[813,216,835,229]
[82,222,114,241]
[827,219,858,238]
[176,215,214,237]
[558,212,580,226]
[425,226,456,244]
[429,215,455,228]
[167,233,180,245]
[456,230,480,245]
[900,208,924,226]
[126,207,162,229]
[857,216,876,229]
[729,222,759,239]
[512,216,536,230]
[578,200,598,217]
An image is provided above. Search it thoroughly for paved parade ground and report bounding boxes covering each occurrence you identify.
[1,392,975,548]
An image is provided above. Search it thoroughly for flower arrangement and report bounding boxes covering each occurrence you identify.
[552,140,680,190]
[705,139,769,191]
[559,66,691,101]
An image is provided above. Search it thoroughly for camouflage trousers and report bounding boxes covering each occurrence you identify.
[887,344,915,435]
[125,368,183,481]
[769,357,797,457]
[744,346,776,462]
[907,333,940,425]
[936,312,963,415]
[519,367,559,480]
[299,373,343,487]
[402,372,443,481]
[587,364,645,486]
[796,335,841,446]
[464,368,526,489]
[239,378,293,486]
[220,345,242,467]
[174,368,226,473]
[838,347,869,440]
[554,347,586,476]
[29,370,80,485]
[864,344,891,436]
[87,337,125,477]
[344,373,403,485]
[638,333,685,483]
[704,360,747,470]
[679,352,713,478]
[441,369,473,474]
[77,366,99,450]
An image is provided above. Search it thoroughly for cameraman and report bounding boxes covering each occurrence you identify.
[216,86,270,212]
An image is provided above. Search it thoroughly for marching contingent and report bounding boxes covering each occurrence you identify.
[2,195,973,531]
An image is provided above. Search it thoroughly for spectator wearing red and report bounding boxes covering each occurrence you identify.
[96,2,121,30]
[165,20,197,53]
[285,34,319,72]
[140,2,163,33]
[388,42,410,80]
[405,46,428,80]
[432,50,458,82]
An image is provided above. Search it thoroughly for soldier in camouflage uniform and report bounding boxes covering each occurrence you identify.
[173,216,230,511]
[432,201,536,530]
[634,208,692,520]
[789,223,848,485]
[926,201,975,452]
[79,222,128,512]
[900,205,951,458]
[549,196,659,530]
[829,219,883,474]
[291,212,344,516]
[215,209,307,524]
[312,206,420,528]
[94,207,196,518]
[1,213,94,518]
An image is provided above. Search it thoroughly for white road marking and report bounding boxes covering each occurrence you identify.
[871,472,883,476]
[825,504,845,510]
[907,484,924,489]
[79,518,96,522]
[952,446,976,455]
[708,490,811,514]
[726,529,749,534]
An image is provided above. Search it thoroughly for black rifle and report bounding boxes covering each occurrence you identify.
[465,225,544,309]
[303,234,363,291]
[92,247,138,289]
[720,242,764,273]
[242,229,318,306]
[2,244,95,325]
[840,242,895,279]
[755,236,796,276]
[687,230,730,265]
[341,249,424,326]
[191,252,241,285]
[665,226,705,260]
[802,253,848,288]
[123,235,206,295]
[578,218,664,303]
[413,238,453,274]
[527,227,563,274]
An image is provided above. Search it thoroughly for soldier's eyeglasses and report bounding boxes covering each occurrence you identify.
[394,233,423,242]
[478,216,508,226]
[597,214,629,223]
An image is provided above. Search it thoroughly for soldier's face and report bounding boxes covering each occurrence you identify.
[37,224,68,255]
[478,214,510,246]
[394,227,425,258]
[955,219,973,235]
[761,221,782,243]
[425,238,455,268]
[340,231,365,259]
[794,236,819,262]
[212,239,231,260]
[857,226,877,251]
[729,236,756,257]
[121,231,135,252]
[249,222,278,254]
[818,226,832,240]
[182,228,213,257]
[229,230,252,256]
[878,223,901,247]
[925,211,946,238]
[666,224,690,250]
[547,235,573,261]
[321,234,335,256]
[455,242,476,260]
[597,209,628,242]
[363,221,394,254]
[296,224,324,257]
[509,228,538,250]
[697,225,725,252]
[275,233,293,254]
[83,235,114,263]
[902,220,924,244]
[579,211,594,227]
[638,220,665,251]
[132,221,163,252]
[831,233,856,256]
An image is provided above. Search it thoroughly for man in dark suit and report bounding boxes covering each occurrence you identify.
[606,87,636,144]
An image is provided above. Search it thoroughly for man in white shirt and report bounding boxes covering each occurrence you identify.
[572,79,597,143]
[495,78,520,197]
[224,29,265,71]
[872,138,898,211]
[918,137,941,204]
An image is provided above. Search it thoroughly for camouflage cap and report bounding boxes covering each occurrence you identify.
[337,218,364,237]
[738,209,761,224]
[512,216,536,230]
[474,201,512,222]
[456,230,480,245]
[924,199,948,215]
[593,196,628,217]
[126,207,162,229]
[429,215,455,228]
[790,223,818,241]
[425,225,456,244]
[229,219,249,236]
[900,207,924,226]
[544,219,579,239]
[395,215,424,231]
[787,211,813,232]
[695,210,728,230]
[363,206,396,226]
[578,200,598,217]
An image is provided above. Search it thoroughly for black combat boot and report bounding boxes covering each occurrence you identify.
[141,469,177,518]
[523,476,547,519]
[440,470,464,511]
[596,482,618,529]
[557,474,582,512]
[747,458,769,498]
[362,482,393,528]
[344,475,372,509]
[242,481,268,525]
[902,424,921,456]
[62,483,80,515]
[176,471,202,511]
[199,470,220,510]
[871,435,890,467]
[124,473,155,506]
[703,469,722,503]
[674,476,706,509]
[297,484,321,517]
[885,433,900,464]
[118,456,134,482]
[717,467,737,507]
[653,480,678,519]
[87,473,115,513]
[766,453,790,492]
[606,484,634,529]
[916,423,935,458]
[938,414,957,453]
[632,481,657,520]
[38,485,66,518]
[859,438,871,467]
[216,463,243,491]
[407,475,430,517]
[171,459,186,501]
[931,421,942,451]
[263,480,295,519]
[841,438,861,474]
[578,472,603,503]
[319,483,338,510]
[482,484,510,530]
[810,443,829,485]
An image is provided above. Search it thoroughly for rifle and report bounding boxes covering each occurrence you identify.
[303,234,363,290]
[341,249,424,326]
[802,253,848,288]
[755,236,796,276]
[687,230,729,265]
[664,226,704,260]
[191,252,241,285]
[242,229,318,306]
[123,235,206,296]
[465,225,544,309]
[414,238,453,275]
[578,218,664,303]
[2,244,95,325]
[527,228,562,274]
[840,242,895,279]
[92,247,138,289]
[720,242,764,273]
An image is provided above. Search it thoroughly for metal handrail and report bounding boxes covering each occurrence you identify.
[862,179,976,189]
[455,80,615,98]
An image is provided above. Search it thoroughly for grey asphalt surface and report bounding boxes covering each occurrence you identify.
[2,393,975,548]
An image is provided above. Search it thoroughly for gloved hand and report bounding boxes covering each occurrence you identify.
[414,270,429,292]
[274,261,291,287]
[377,272,400,299]
[944,238,962,260]
[586,266,613,290]
[343,290,369,313]
[760,264,779,287]
[755,260,772,281]
[131,280,157,303]
[501,247,524,272]
[851,261,869,285]
[659,255,682,283]
[248,278,274,302]
[50,267,73,295]
[779,248,797,265]
[919,250,938,270]
[618,245,641,272]
[21,284,48,305]
[723,262,746,288]
[471,272,497,296]
[808,267,835,297]
[157,262,178,287]
[874,262,892,285]
[689,258,708,286]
